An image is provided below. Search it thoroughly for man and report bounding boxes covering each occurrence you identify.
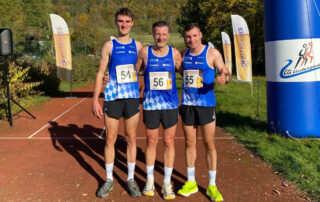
[136,21,182,200]
[92,7,142,198]
[177,23,228,202]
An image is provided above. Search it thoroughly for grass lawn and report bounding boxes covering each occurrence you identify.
[215,76,320,201]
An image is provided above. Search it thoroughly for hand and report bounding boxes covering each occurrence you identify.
[92,100,104,119]
[216,73,226,86]
[103,72,110,84]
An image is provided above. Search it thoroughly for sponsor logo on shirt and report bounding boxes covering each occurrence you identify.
[116,51,125,54]
[128,50,136,54]
[115,46,125,49]
[195,61,204,65]
[150,59,159,62]
[162,64,172,67]
[150,64,159,67]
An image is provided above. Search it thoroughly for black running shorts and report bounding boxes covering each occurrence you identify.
[104,98,140,119]
[143,108,179,129]
[180,105,216,126]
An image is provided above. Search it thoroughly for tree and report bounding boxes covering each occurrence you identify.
[177,0,265,75]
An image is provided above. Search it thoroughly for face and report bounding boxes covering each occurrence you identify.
[152,26,170,48]
[184,27,202,49]
[116,15,134,36]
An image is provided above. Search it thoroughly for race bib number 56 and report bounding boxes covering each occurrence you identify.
[184,70,203,88]
[150,71,172,90]
[116,64,137,83]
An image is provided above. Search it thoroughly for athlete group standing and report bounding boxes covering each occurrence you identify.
[92,7,228,201]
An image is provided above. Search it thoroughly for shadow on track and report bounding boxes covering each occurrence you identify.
[48,121,187,195]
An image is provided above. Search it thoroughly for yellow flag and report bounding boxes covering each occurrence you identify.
[231,15,252,82]
[50,14,72,82]
[221,32,232,75]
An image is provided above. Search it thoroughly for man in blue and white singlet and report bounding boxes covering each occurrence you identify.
[135,21,182,200]
[92,8,142,198]
[177,23,229,202]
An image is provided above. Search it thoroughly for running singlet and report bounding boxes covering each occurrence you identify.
[182,45,216,107]
[143,46,179,110]
[104,38,139,101]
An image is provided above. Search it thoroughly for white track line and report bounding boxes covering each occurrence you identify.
[0,136,234,140]
[27,96,90,139]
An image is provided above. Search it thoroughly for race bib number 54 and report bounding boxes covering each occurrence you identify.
[116,64,137,83]
[150,71,172,90]
[184,70,203,88]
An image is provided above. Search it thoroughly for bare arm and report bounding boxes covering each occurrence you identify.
[208,47,228,86]
[92,41,112,119]
[179,49,188,76]
[173,48,182,76]
[136,46,148,74]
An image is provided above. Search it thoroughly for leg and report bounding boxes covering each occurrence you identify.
[104,114,119,165]
[124,106,141,198]
[163,124,177,168]
[201,121,217,171]
[96,114,118,198]
[177,124,199,197]
[124,112,139,163]
[145,128,159,166]
[201,121,223,201]
[142,127,158,197]
[183,124,197,168]
[161,124,177,200]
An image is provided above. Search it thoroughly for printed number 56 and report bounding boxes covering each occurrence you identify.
[154,78,164,87]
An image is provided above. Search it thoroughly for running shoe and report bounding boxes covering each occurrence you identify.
[96,179,114,198]
[206,185,223,201]
[177,181,198,197]
[127,178,141,198]
[142,178,155,196]
[161,181,175,200]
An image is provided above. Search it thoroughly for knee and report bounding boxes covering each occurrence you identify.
[106,134,117,145]
[126,135,136,146]
[186,138,196,148]
[147,136,158,147]
[164,137,174,148]
[205,141,216,151]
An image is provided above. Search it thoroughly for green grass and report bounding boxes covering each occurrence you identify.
[59,80,91,92]
[215,76,320,201]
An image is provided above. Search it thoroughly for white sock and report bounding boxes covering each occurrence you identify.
[208,170,216,185]
[163,167,173,183]
[187,167,195,182]
[105,163,114,181]
[146,165,154,180]
[127,162,136,181]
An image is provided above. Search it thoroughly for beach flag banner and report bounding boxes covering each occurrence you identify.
[221,32,232,75]
[50,14,72,83]
[231,15,252,82]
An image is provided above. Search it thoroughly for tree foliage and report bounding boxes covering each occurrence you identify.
[177,0,264,75]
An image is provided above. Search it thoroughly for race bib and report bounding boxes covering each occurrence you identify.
[184,70,203,88]
[149,71,172,90]
[116,64,137,83]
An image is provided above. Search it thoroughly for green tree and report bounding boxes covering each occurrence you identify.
[21,0,51,40]
[177,0,265,75]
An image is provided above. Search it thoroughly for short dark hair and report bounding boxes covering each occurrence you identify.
[152,20,170,33]
[184,23,201,33]
[115,7,133,21]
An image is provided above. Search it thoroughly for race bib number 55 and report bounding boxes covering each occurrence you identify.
[149,71,172,90]
[184,70,203,88]
[116,64,137,83]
